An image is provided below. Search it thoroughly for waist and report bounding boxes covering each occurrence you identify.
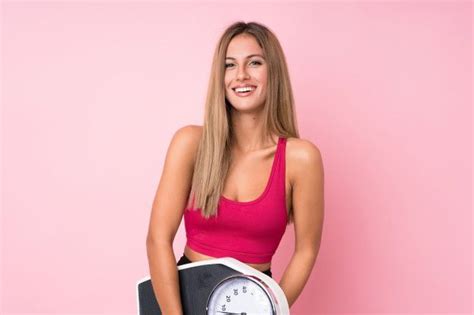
[184,244,271,271]
[177,252,273,278]
[186,236,277,264]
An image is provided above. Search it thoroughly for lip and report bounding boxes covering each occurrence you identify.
[232,85,256,97]
[232,85,257,91]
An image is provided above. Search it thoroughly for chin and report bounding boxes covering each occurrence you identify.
[229,103,265,113]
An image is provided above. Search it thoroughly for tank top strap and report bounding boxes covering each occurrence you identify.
[268,136,286,196]
[276,136,287,189]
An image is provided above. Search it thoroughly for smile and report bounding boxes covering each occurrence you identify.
[232,86,256,97]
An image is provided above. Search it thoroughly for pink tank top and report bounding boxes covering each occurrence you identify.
[184,137,288,264]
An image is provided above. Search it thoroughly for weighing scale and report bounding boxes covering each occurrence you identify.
[136,257,290,314]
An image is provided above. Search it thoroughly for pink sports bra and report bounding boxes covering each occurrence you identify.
[183,136,288,264]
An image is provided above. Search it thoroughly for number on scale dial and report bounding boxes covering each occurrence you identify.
[206,275,277,315]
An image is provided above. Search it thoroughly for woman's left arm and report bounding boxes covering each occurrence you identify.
[278,139,325,308]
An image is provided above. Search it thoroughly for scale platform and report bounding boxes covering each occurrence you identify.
[136,257,289,314]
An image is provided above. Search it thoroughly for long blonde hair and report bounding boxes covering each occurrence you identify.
[187,21,299,225]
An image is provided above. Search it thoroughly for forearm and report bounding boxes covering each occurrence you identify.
[146,241,183,315]
[278,251,317,308]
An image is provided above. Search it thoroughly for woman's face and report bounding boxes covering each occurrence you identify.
[224,34,268,112]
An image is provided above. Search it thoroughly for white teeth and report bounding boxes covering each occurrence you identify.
[235,86,255,93]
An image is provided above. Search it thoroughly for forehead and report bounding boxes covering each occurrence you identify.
[226,34,262,57]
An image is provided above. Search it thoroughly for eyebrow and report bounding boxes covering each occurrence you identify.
[225,54,265,60]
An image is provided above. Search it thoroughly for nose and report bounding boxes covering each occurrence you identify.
[236,65,250,81]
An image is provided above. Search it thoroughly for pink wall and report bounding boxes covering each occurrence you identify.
[1,1,471,314]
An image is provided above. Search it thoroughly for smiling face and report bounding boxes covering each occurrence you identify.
[224,34,268,113]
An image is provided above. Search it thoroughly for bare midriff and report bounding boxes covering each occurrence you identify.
[184,245,272,272]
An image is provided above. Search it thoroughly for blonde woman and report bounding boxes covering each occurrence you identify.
[146,21,325,314]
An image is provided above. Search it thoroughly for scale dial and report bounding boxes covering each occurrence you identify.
[206,274,277,315]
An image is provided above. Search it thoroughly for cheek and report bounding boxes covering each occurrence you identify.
[223,73,229,85]
[224,79,233,91]
[259,73,267,89]
[258,70,267,84]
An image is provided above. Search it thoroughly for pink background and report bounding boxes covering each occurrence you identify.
[1,1,471,314]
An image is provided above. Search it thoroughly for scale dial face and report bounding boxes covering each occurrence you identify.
[206,274,276,315]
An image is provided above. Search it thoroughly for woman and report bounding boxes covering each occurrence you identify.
[146,21,324,313]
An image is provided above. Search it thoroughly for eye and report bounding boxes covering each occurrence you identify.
[225,60,262,69]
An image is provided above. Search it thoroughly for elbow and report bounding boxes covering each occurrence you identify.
[146,233,172,248]
[145,234,152,247]
[146,234,158,247]
[145,231,153,246]
[295,244,321,259]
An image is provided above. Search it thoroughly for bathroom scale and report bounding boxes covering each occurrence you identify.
[136,256,289,314]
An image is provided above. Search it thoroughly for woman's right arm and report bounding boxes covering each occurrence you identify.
[146,125,201,314]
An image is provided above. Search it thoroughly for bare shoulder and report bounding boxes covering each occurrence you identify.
[172,124,202,146]
[286,137,324,186]
[161,124,203,184]
[170,124,203,161]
